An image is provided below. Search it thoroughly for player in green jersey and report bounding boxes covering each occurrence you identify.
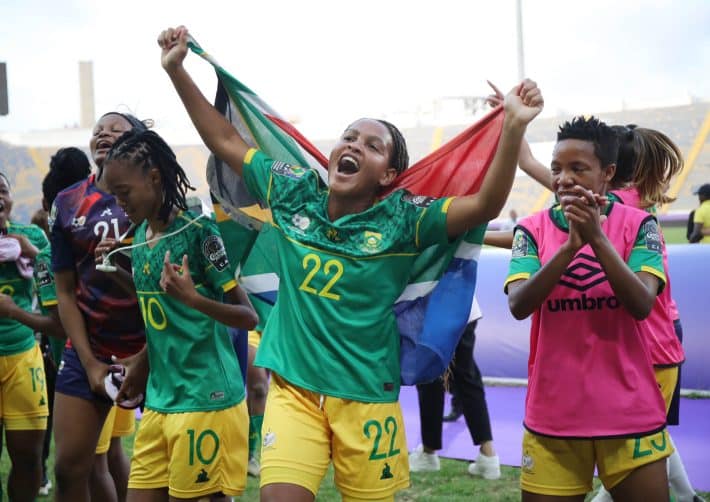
[100,129,258,500]
[0,171,60,501]
[159,25,543,501]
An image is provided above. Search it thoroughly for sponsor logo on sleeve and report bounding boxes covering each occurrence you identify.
[272,161,306,179]
[643,220,662,253]
[402,193,436,208]
[202,235,229,272]
[36,262,52,287]
[511,230,529,258]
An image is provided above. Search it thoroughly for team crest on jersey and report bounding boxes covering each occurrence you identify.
[71,215,86,229]
[272,161,306,179]
[511,230,528,258]
[291,213,311,231]
[402,193,436,208]
[202,235,229,271]
[361,231,382,253]
[643,220,662,253]
[36,262,52,287]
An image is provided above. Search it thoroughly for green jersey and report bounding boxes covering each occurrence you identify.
[131,211,244,413]
[243,149,452,402]
[505,203,665,287]
[0,222,48,355]
[34,246,65,364]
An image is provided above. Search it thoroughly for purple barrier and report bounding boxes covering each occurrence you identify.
[474,245,710,391]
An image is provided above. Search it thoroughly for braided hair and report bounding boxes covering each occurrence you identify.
[105,129,195,222]
[42,147,92,207]
[375,119,409,175]
[95,112,151,179]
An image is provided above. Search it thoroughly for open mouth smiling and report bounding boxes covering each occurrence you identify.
[337,155,360,175]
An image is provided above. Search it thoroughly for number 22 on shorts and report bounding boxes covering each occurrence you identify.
[363,416,400,461]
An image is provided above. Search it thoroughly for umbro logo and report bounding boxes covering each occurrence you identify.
[558,253,606,291]
[547,254,620,313]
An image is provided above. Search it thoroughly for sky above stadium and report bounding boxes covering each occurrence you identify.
[1,0,709,138]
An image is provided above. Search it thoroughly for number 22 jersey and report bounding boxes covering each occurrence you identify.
[242,149,452,403]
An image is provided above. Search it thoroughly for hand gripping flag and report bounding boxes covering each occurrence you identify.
[189,38,504,385]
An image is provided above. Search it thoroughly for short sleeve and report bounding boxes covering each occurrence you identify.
[504,227,541,293]
[197,218,237,294]
[627,217,666,293]
[49,200,75,272]
[29,225,49,251]
[34,249,57,308]
[401,194,452,249]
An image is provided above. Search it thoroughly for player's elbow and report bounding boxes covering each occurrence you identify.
[507,295,530,320]
[243,311,259,330]
[629,301,653,321]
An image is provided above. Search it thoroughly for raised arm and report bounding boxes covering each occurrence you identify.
[485,81,553,191]
[446,80,544,238]
[158,26,250,176]
[519,138,553,190]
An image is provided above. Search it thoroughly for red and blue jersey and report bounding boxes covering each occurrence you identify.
[49,175,145,359]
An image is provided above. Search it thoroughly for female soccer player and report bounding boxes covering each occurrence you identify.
[100,128,258,500]
[158,25,543,501]
[506,116,671,501]
[51,113,148,502]
[0,172,51,501]
[494,101,700,500]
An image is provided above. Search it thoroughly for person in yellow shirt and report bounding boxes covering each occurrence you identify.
[689,183,710,243]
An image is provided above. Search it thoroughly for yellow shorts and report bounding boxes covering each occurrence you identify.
[654,366,679,414]
[247,330,261,349]
[0,344,49,430]
[128,402,249,498]
[96,406,136,454]
[520,428,673,496]
[260,374,409,499]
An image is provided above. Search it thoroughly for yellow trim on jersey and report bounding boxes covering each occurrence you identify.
[275,223,418,261]
[640,266,666,285]
[441,197,455,213]
[244,148,257,165]
[503,272,531,290]
[41,299,58,307]
[221,279,237,292]
[176,212,203,229]
[213,203,231,223]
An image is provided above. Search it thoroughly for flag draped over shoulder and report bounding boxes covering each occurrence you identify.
[189,39,505,385]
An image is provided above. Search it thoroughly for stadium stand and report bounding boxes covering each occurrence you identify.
[1,102,708,224]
